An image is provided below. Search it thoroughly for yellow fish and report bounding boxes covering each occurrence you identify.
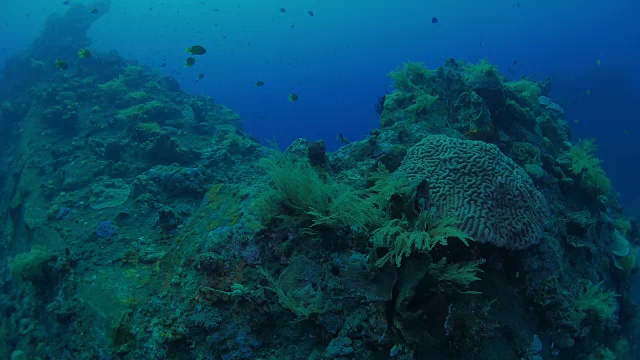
[596,59,601,66]
[573,119,580,124]
[623,129,631,135]
[78,48,92,58]
[586,90,591,96]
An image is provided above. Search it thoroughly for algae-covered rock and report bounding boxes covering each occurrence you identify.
[513,141,542,166]
[10,246,52,282]
[285,138,311,158]
[452,90,493,137]
[307,140,328,168]
[90,178,130,210]
[506,79,541,108]
[221,131,259,156]
[379,92,412,127]
[137,165,208,197]
[538,114,571,145]
[325,337,354,358]
[205,103,243,128]
[58,157,111,190]
[463,60,505,109]
[140,130,199,165]
[375,143,407,172]
[158,206,179,231]
[327,252,395,303]
[524,163,546,182]
[41,100,80,130]
[499,99,537,130]
[539,95,565,118]
[117,100,181,125]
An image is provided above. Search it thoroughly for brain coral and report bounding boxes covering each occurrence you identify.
[397,135,549,249]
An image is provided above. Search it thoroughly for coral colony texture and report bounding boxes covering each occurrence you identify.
[0,4,639,360]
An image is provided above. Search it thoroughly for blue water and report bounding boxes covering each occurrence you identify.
[1,0,639,209]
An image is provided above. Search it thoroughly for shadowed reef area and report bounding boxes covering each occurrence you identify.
[0,3,638,360]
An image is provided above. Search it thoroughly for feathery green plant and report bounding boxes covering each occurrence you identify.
[388,61,432,93]
[565,139,610,195]
[406,89,439,116]
[428,257,486,294]
[572,281,619,324]
[255,150,382,229]
[373,208,474,267]
[258,267,328,321]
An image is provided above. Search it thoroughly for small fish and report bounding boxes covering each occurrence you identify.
[623,129,631,135]
[288,93,298,102]
[573,119,580,124]
[585,89,591,96]
[197,73,205,80]
[54,59,68,70]
[186,45,206,55]
[431,17,438,24]
[184,57,196,67]
[255,81,265,87]
[513,60,518,65]
[77,48,92,58]
[62,1,70,5]
[89,8,99,14]
[308,10,314,16]
[338,132,350,144]
[161,63,166,67]
[279,8,286,13]
[596,59,601,66]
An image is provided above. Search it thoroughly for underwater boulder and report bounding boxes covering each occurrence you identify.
[307,140,328,168]
[539,96,565,118]
[464,65,505,111]
[158,206,180,231]
[90,178,130,210]
[140,130,199,165]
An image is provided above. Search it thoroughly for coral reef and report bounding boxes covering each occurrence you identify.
[0,7,638,360]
